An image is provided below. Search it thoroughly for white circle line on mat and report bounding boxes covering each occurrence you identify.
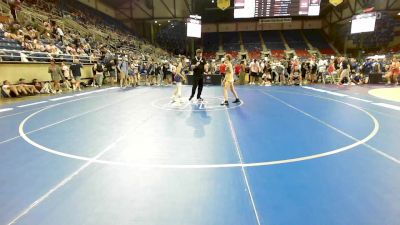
[19,92,379,169]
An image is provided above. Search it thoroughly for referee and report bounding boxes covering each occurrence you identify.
[189,49,205,101]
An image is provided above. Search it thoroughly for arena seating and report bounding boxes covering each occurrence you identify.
[242,31,262,52]
[27,52,51,62]
[295,49,310,58]
[157,22,186,54]
[1,51,21,61]
[0,36,23,61]
[242,31,262,60]
[0,0,155,65]
[64,0,131,35]
[390,44,400,53]
[271,50,285,59]
[226,51,239,59]
[200,29,338,59]
[202,52,216,60]
[203,33,220,53]
[303,30,335,55]
[0,0,174,88]
[303,30,330,49]
[262,31,286,50]
[248,50,261,60]
[282,30,308,50]
[319,49,336,55]
[0,38,23,50]
[221,32,241,52]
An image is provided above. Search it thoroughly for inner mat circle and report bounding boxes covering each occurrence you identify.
[19,92,379,169]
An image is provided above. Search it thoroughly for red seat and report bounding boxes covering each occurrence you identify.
[203,52,216,60]
[390,45,400,52]
[295,49,310,58]
[248,51,261,60]
[271,50,285,59]
[226,51,239,59]
[319,48,336,55]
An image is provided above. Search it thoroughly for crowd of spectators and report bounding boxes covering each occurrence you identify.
[198,55,400,86]
[1,0,178,98]
[0,0,172,60]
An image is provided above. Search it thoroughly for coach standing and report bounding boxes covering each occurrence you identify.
[189,49,205,101]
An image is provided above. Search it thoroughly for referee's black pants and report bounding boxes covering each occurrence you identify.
[190,75,204,99]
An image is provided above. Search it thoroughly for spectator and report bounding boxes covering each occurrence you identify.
[46,41,61,54]
[8,0,24,22]
[117,56,129,88]
[31,79,53,94]
[93,60,104,87]
[1,80,24,97]
[220,60,226,80]
[239,60,246,85]
[61,61,72,90]
[69,58,83,91]
[48,59,63,93]
[249,59,259,85]
[22,35,34,51]
[55,25,64,42]
[17,78,40,94]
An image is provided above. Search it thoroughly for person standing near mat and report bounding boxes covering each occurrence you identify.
[385,57,399,85]
[221,54,240,106]
[189,49,205,101]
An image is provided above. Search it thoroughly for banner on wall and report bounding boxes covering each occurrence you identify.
[329,0,343,7]
[217,0,230,10]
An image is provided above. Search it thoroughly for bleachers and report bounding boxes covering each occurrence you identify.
[0,38,23,51]
[221,32,240,52]
[248,51,261,60]
[271,50,285,59]
[390,44,400,53]
[64,0,131,34]
[262,31,286,50]
[156,22,186,54]
[282,30,308,50]
[203,33,219,53]
[201,29,339,59]
[295,49,310,58]
[303,30,331,50]
[319,49,336,55]
[0,0,154,64]
[203,52,216,60]
[303,29,336,55]
[0,36,24,61]
[242,31,262,52]
[0,51,21,61]
[226,51,239,59]
[27,52,51,62]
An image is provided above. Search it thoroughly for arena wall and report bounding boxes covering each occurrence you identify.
[0,63,94,84]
